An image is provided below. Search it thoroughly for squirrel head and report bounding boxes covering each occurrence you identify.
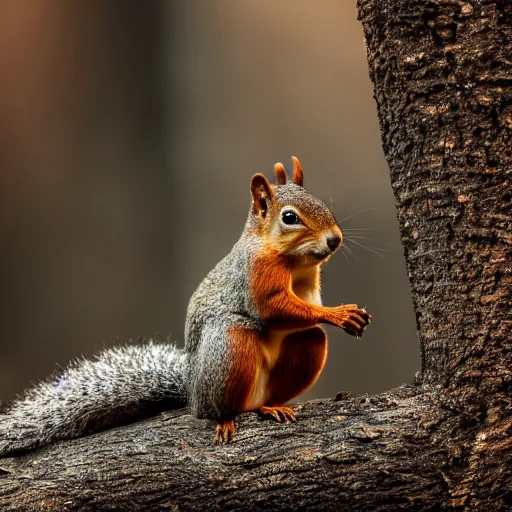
[249,157,342,265]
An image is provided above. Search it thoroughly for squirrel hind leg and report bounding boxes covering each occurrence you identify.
[213,419,235,445]
[258,405,296,423]
[264,326,328,406]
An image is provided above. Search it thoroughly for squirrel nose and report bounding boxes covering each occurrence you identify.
[327,234,342,252]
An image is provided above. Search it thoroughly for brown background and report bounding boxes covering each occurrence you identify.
[0,1,418,404]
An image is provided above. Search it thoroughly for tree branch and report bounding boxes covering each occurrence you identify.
[1,387,456,511]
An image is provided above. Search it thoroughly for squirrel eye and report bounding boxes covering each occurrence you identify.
[282,210,300,225]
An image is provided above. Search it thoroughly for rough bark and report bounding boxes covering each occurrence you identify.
[357,0,512,508]
[359,0,511,394]
[0,388,472,511]
[0,0,510,510]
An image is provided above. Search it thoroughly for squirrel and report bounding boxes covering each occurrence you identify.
[0,157,371,455]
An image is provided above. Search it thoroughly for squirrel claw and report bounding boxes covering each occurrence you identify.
[213,419,235,445]
[340,305,371,338]
[258,406,296,423]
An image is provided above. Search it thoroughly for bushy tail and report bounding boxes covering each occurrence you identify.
[0,342,188,457]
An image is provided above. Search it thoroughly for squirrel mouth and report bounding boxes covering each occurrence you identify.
[310,249,332,261]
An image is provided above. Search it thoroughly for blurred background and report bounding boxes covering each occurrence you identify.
[0,0,418,404]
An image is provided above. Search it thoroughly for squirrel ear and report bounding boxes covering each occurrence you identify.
[291,156,304,187]
[274,162,288,185]
[250,173,274,218]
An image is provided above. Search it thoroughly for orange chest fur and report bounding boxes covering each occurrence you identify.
[244,260,324,410]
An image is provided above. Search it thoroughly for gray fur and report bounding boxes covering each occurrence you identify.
[274,183,337,229]
[0,178,335,456]
[185,233,262,419]
[0,343,187,455]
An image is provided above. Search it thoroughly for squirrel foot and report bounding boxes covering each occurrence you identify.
[213,419,235,445]
[258,406,296,423]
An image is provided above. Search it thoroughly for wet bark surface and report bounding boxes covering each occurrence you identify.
[0,1,510,510]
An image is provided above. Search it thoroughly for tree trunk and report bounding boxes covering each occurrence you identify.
[357,0,512,508]
[359,0,511,394]
[0,1,510,510]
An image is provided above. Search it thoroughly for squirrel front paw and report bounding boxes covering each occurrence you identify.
[335,304,371,338]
